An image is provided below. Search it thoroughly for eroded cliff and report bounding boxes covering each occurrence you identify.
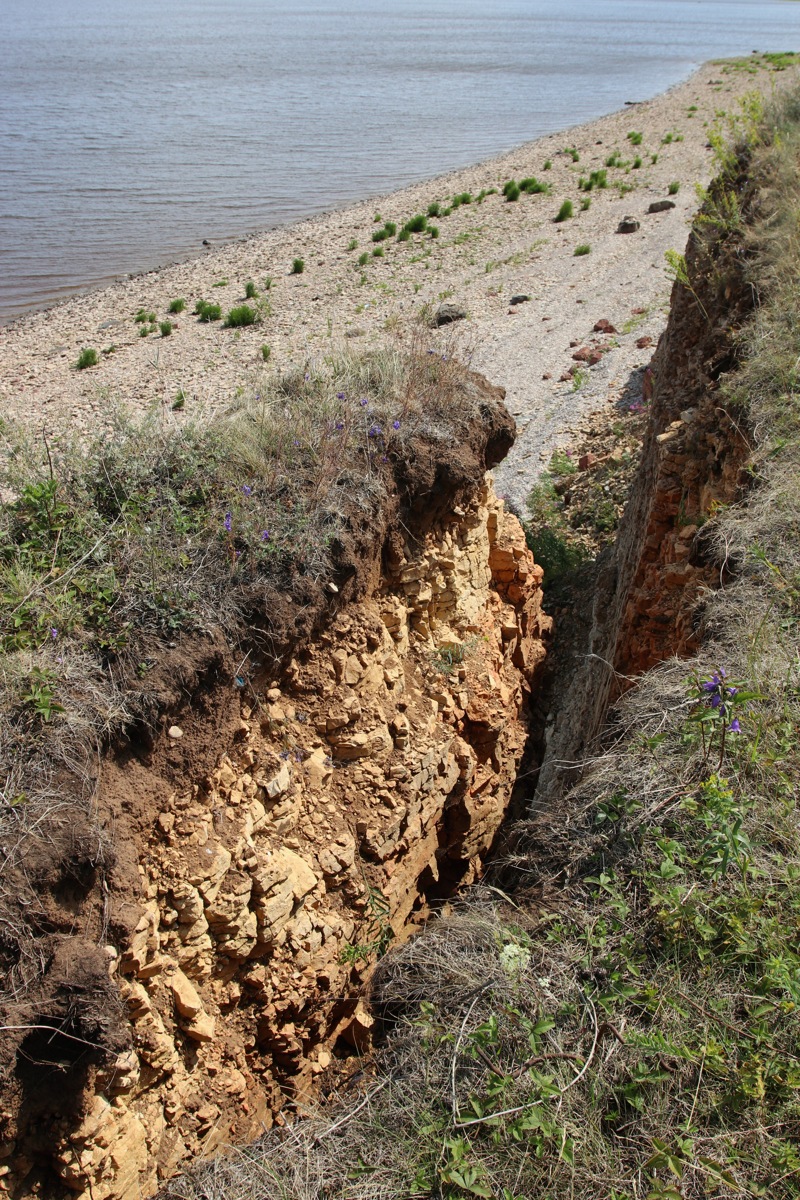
[2,382,551,1198]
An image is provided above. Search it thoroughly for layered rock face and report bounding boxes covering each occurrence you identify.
[41,482,550,1200]
[536,192,755,802]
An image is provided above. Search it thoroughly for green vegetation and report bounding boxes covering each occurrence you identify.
[167,298,186,314]
[403,214,427,234]
[194,300,222,322]
[554,199,574,222]
[543,158,552,170]
[260,344,271,362]
[372,222,397,243]
[580,195,591,211]
[290,257,304,274]
[503,181,521,202]
[75,347,98,370]
[347,238,358,251]
[159,320,173,337]
[358,251,369,267]
[427,201,441,218]
[244,280,258,299]
[223,304,258,328]
[573,243,591,256]
[134,308,156,324]
[668,180,681,194]
[627,129,643,145]
[580,169,607,191]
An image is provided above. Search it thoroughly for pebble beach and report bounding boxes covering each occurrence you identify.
[2,56,798,513]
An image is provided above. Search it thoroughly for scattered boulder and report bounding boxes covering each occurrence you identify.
[578,452,598,471]
[636,335,654,349]
[510,294,530,305]
[648,199,676,214]
[593,318,617,334]
[432,303,467,327]
[617,215,641,234]
[572,346,603,365]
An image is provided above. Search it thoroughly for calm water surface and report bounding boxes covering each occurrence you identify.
[1,0,798,320]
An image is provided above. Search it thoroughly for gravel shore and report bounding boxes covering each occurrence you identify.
[2,57,797,514]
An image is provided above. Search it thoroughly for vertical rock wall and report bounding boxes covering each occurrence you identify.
[36,481,550,1200]
[535,201,755,803]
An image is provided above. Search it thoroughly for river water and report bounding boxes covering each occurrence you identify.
[1,0,798,320]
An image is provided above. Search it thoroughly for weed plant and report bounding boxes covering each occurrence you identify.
[291,258,304,274]
[194,300,221,322]
[244,280,258,299]
[555,199,574,222]
[574,243,591,256]
[167,298,186,314]
[75,348,98,370]
[159,320,173,337]
[223,304,258,328]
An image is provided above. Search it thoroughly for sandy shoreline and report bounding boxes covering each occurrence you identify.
[2,56,798,514]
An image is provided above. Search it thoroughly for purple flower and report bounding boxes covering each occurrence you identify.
[368,423,382,437]
[360,397,369,407]
[224,512,232,533]
[337,391,346,399]
[335,420,345,430]
[304,372,310,381]
[50,628,58,640]
[261,530,270,541]
[241,485,252,497]
[392,419,401,430]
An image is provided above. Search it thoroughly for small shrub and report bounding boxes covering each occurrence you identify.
[291,258,304,274]
[372,227,389,243]
[428,225,439,239]
[372,247,384,258]
[357,252,369,266]
[159,320,173,337]
[505,183,521,202]
[520,176,549,194]
[554,199,574,222]
[581,169,607,191]
[224,305,257,328]
[347,238,358,251]
[502,179,517,197]
[427,201,441,217]
[543,158,552,170]
[580,196,591,211]
[212,278,228,287]
[662,132,674,144]
[651,153,659,164]
[574,243,591,256]
[264,276,273,290]
[260,344,271,362]
[75,347,98,370]
[172,391,186,410]
[668,180,681,195]
[135,308,156,324]
[397,228,410,242]
[627,130,643,145]
[454,192,472,206]
[244,280,258,299]
[168,298,186,314]
[195,300,221,322]
[564,147,580,161]
[632,155,643,169]
[403,214,427,233]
